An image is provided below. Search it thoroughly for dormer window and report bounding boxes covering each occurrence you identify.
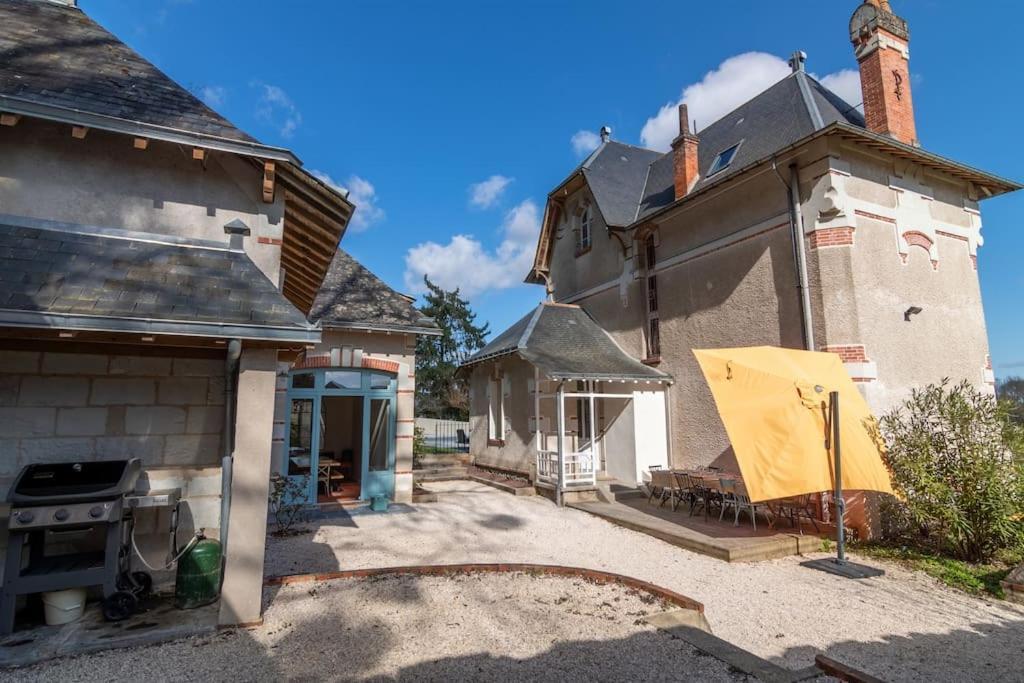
[708,142,742,177]
[576,204,592,255]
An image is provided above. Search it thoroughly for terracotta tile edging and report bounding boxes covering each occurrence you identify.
[264,563,704,614]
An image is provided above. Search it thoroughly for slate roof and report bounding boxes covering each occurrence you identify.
[0,219,319,341]
[0,0,260,146]
[310,249,438,335]
[462,303,670,382]
[573,72,864,227]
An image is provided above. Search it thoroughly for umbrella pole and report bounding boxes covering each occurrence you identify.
[831,390,846,565]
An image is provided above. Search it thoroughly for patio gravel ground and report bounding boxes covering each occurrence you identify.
[6,573,753,682]
[266,481,1024,683]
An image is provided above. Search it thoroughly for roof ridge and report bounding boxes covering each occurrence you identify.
[794,71,825,130]
[517,303,546,349]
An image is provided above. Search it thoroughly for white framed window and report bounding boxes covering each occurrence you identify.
[576,204,592,254]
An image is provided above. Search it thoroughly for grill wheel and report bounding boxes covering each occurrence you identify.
[101,590,138,622]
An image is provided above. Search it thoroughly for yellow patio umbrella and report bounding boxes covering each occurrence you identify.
[692,346,893,504]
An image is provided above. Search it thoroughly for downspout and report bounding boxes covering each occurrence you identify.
[773,159,815,351]
[219,338,243,555]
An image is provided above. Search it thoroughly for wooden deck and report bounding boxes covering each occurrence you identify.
[569,495,823,562]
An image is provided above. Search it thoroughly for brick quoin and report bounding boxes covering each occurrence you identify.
[822,345,869,363]
[809,227,855,249]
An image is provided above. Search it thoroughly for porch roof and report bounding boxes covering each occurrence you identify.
[461,302,671,383]
[0,217,320,343]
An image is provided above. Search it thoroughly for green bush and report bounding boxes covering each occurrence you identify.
[876,379,1024,563]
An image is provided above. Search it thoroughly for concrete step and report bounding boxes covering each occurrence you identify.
[596,480,647,504]
[413,465,468,482]
[414,453,470,467]
[469,474,536,497]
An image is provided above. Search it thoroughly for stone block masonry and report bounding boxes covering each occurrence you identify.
[0,349,225,497]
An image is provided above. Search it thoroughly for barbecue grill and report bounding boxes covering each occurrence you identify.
[1,458,151,635]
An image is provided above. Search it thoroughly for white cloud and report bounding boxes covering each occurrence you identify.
[403,199,542,297]
[199,85,226,108]
[639,52,863,152]
[311,171,384,232]
[819,69,863,112]
[468,175,513,209]
[570,130,602,157]
[254,83,302,139]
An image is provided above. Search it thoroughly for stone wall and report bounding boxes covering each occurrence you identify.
[0,349,225,489]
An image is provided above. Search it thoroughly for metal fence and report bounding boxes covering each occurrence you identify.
[418,418,470,453]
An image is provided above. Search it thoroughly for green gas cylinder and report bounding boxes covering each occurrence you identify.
[175,536,222,609]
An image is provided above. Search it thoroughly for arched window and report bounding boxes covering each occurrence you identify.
[576,204,592,255]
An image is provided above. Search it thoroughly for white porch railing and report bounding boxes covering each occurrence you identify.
[536,448,596,487]
[537,449,558,484]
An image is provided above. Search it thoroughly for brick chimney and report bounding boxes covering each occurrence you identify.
[671,104,700,200]
[850,0,917,146]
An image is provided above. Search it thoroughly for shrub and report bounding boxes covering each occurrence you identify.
[268,473,310,536]
[876,379,1024,563]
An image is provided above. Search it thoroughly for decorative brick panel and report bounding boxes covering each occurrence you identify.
[293,354,331,369]
[902,230,933,251]
[809,227,855,249]
[362,356,400,374]
[257,236,283,246]
[821,345,869,363]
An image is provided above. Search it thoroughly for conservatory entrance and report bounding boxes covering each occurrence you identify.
[284,368,397,504]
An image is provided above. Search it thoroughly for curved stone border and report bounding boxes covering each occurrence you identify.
[264,563,703,613]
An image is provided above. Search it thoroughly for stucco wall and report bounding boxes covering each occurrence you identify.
[468,355,536,475]
[0,117,284,283]
[802,144,992,415]
[548,187,626,303]
[271,329,418,502]
[560,170,799,470]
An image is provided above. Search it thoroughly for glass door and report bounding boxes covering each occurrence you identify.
[285,397,318,504]
[361,397,394,500]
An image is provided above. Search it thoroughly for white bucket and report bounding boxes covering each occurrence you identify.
[42,588,87,626]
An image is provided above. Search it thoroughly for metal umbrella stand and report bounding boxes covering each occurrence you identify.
[802,391,885,579]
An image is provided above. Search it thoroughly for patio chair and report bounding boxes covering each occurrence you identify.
[771,494,820,534]
[647,469,681,511]
[718,478,737,522]
[682,472,716,520]
[726,481,773,530]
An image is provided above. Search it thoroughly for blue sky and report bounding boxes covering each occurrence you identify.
[83,0,1023,376]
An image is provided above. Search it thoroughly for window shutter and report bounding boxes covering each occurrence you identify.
[501,376,511,435]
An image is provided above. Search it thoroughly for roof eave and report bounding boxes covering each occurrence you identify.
[628,122,1021,230]
[0,309,323,343]
[0,95,302,165]
[320,321,441,337]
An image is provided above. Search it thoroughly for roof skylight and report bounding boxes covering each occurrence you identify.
[708,142,742,176]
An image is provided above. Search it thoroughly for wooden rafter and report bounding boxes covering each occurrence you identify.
[192,147,207,161]
[71,125,89,139]
[133,137,149,150]
[0,113,20,127]
[262,161,276,203]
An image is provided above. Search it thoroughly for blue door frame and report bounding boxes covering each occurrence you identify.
[283,368,397,504]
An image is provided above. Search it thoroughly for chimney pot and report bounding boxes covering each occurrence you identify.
[788,50,808,73]
[599,125,612,143]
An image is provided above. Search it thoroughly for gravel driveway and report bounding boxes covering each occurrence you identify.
[267,481,1024,682]
[9,573,752,683]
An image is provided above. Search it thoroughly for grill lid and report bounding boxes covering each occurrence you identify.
[9,458,142,506]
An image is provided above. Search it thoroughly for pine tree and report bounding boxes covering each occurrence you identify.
[415,276,489,419]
